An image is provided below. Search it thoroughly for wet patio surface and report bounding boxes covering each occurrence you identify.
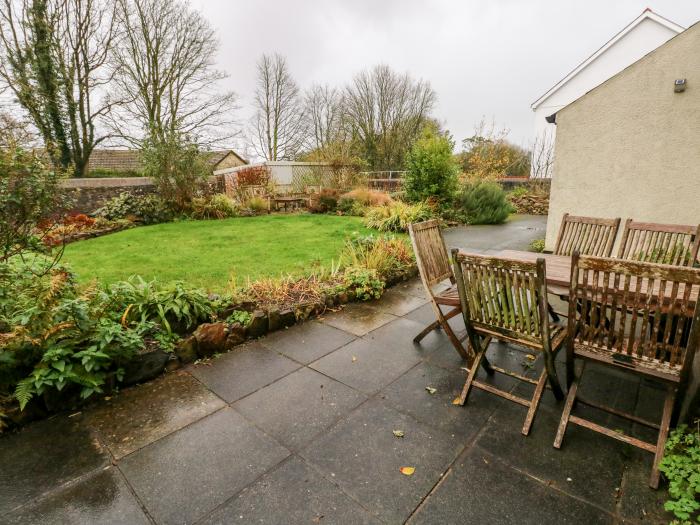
[1,217,672,524]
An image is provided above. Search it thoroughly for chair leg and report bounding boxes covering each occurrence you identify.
[554,373,580,449]
[649,386,676,489]
[522,368,548,436]
[543,350,564,401]
[413,320,440,343]
[459,345,488,405]
[547,303,560,323]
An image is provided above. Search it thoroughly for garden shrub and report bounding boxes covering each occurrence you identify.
[659,423,700,524]
[141,132,211,212]
[0,145,66,261]
[342,267,384,301]
[190,194,239,220]
[95,192,173,224]
[245,197,269,214]
[364,201,434,232]
[340,235,415,279]
[452,180,512,225]
[529,239,545,253]
[309,189,341,213]
[403,128,459,204]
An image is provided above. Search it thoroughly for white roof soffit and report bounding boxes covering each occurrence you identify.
[530,9,684,110]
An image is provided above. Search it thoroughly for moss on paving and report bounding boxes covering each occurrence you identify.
[62,214,374,292]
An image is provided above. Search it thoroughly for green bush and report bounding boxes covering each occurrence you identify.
[342,267,384,301]
[340,235,415,279]
[245,197,269,214]
[309,189,341,213]
[659,423,700,524]
[403,128,458,204]
[190,194,239,220]
[95,192,173,224]
[86,169,143,178]
[529,239,545,253]
[141,132,211,212]
[452,180,512,225]
[364,201,434,232]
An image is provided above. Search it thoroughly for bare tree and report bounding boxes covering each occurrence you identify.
[110,0,238,147]
[530,130,555,179]
[343,64,436,170]
[304,84,342,152]
[251,53,306,161]
[0,0,119,177]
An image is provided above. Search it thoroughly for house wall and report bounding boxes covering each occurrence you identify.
[214,152,247,171]
[532,17,679,176]
[546,23,700,250]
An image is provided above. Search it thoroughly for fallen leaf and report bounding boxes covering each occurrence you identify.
[526,354,536,361]
[452,397,461,405]
[400,466,415,476]
[351,356,357,362]
[392,430,405,438]
[425,386,437,395]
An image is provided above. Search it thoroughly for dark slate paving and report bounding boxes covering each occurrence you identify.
[0,415,109,515]
[442,214,546,253]
[370,287,427,317]
[259,320,356,364]
[475,401,629,512]
[200,456,380,525]
[233,367,367,450]
[319,302,397,336]
[391,278,428,299]
[300,398,464,524]
[617,449,673,523]
[381,361,509,442]
[362,317,442,352]
[310,335,422,395]
[83,371,226,458]
[189,341,300,402]
[119,408,290,524]
[409,446,612,525]
[7,468,149,525]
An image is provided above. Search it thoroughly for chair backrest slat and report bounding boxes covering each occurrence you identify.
[409,220,453,288]
[617,220,700,267]
[568,253,700,377]
[554,213,621,257]
[452,251,548,345]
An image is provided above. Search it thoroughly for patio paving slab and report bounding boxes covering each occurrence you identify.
[300,398,464,524]
[475,401,630,512]
[409,446,612,525]
[233,367,367,450]
[189,341,300,402]
[119,407,290,524]
[259,320,356,364]
[310,334,422,395]
[370,287,428,317]
[200,456,380,525]
[617,449,673,523]
[83,371,226,459]
[7,468,149,525]
[0,415,109,515]
[362,317,441,353]
[319,302,397,336]
[381,361,510,442]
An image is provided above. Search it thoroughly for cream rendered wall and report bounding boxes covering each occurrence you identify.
[545,23,700,251]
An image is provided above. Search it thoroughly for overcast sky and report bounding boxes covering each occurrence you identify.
[191,0,700,153]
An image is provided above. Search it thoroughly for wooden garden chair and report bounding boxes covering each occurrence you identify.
[554,214,621,257]
[617,220,700,267]
[408,220,470,361]
[452,250,565,435]
[554,252,700,488]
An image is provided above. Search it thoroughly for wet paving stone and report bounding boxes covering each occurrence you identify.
[409,447,612,525]
[319,302,397,336]
[83,371,226,459]
[475,401,630,512]
[200,456,380,525]
[189,341,300,402]
[259,320,356,364]
[7,468,149,525]
[362,317,441,353]
[300,398,463,524]
[233,367,366,450]
[119,407,290,525]
[310,336,422,395]
[617,449,671,523]
[0,415,109,514]
[370,288,427,317]
[381,362,508,442]
[390,278,428,299]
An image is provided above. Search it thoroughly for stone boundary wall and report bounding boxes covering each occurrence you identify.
[61,176,223,214]
[499,177,551,191]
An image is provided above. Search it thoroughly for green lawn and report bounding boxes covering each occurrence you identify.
[62,214,374,291]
